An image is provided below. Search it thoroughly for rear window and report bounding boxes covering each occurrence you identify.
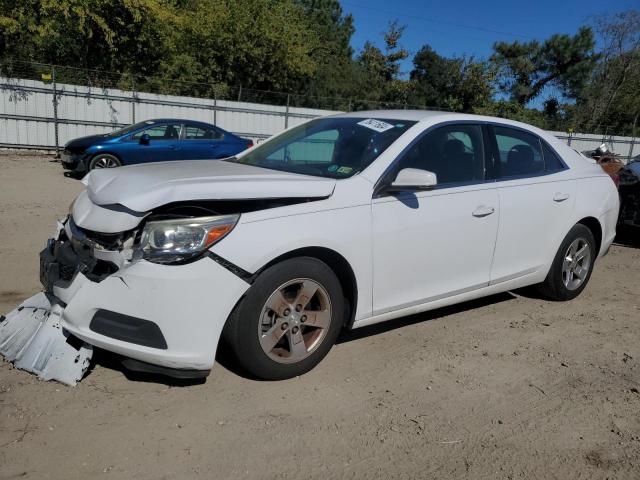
[541,142,566,172]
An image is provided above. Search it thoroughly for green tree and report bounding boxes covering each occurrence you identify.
[160,0,320,95]
[0,0,174,80]
[355,21,409,107]
[574,10,640,134]
[291,0,357,108]
[491,26,598,106]
[410,45,494,112]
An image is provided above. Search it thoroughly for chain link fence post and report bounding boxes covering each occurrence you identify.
[213,89,217,126]
[131,79,136,124]
[285,94,290,129]
[628,115,637,163]
[52,65,60,158]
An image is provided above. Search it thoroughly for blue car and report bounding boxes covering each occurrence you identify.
[61,119,253,174]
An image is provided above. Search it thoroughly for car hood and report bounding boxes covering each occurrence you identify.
[65,134,108,152]
[83,160,337,212]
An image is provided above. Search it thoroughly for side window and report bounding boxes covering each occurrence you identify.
[132,123,181,140]
[184,125,223,140]
[493,126,543,177]
[541,142,566,173]
[396,124,485,185]
[267,130,339,165]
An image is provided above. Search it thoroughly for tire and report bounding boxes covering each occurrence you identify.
[223,257,345,380]
[88,153,121,170]
[538,224,597,301]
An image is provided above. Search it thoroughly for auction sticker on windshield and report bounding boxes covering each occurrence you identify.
[357,118,394,133]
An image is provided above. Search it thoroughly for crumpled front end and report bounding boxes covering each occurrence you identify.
[1,209,251,384]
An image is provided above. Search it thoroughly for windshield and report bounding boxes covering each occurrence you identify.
[105,120,159,138]
[226,117,416,178]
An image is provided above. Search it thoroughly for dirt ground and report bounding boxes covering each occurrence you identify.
[0,154,639,480]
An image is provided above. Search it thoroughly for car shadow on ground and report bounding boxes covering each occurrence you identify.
[337,291,516,344]
[90,350,207,387]
[218,291,518,381]
[90,291,519,384]
[614,225,640,249]
[63,171,85,180]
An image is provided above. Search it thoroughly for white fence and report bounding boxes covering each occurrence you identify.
[551,131,638,162]
[0,76,339,150]
[0,75,638,162]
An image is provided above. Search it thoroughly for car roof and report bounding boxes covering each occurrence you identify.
[330,110,451,122]
[330,109,558,140]
[143,118,216,126]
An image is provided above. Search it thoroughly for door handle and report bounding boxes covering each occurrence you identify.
[168,144,181,150]
[553,193,570,202]
[472,206,495,218]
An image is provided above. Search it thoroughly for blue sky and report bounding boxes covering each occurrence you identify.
[345,0,638,75]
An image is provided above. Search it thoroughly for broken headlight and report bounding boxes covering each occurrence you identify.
[139,214,239,264]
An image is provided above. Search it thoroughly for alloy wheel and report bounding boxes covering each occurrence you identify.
[562,238,591,291]
[92,156,119,168]
[258,278,332,364]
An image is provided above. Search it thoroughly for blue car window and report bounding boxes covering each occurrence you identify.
[132,124,182,140]
[185,126,223,140]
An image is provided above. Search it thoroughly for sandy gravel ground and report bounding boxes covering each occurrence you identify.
[0,154,639,480]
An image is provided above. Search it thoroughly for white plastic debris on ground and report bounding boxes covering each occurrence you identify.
[0,292,93,386]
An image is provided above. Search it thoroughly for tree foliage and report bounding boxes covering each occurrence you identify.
[573,11,640,134]
[410,46,494,112]
[0,2,638,134]
[491,27,598,106]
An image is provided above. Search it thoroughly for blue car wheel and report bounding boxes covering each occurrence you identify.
[89,154,122,170]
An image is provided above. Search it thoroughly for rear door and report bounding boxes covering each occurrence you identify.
[179,123,228,159]
[488,125,576,284]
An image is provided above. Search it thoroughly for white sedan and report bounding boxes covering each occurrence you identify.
[1,111,620,382]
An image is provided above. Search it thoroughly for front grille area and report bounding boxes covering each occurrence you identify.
[69,216,125,251]
[40,219,121,291]
[59,263,76,281]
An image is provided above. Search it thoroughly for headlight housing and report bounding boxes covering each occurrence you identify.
[139,214,239,264]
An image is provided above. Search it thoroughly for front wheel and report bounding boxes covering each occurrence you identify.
[223,257,344,380]
[538,224,596,301]
[88,154,121,170]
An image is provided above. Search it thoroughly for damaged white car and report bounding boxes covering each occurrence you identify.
[0,111,619,385]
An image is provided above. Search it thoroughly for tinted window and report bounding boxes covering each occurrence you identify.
[228,117,415,179]
[106,120,157,138]
[493,126,543,177]
[396,124,485,185]
[267,130,338,164]
[541,142,566,172]
[132,123,182,140]
[185,125,223,140]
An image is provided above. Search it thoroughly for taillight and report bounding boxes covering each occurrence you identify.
[246,141,253,149]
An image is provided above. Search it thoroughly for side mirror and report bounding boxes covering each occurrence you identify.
[387,168,437,192]
[139,133,151,145]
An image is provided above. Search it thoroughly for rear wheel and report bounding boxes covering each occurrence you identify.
[538,224,596,301]
[89,154,121,170]
[223,257,344,380]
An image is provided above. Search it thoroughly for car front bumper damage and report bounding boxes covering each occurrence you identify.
[0,218,251,385]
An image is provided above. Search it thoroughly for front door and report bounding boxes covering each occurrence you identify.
[371,123,500,315]
[127,122,183,164]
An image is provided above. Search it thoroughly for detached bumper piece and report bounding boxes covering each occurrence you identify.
[0,292,93,386]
